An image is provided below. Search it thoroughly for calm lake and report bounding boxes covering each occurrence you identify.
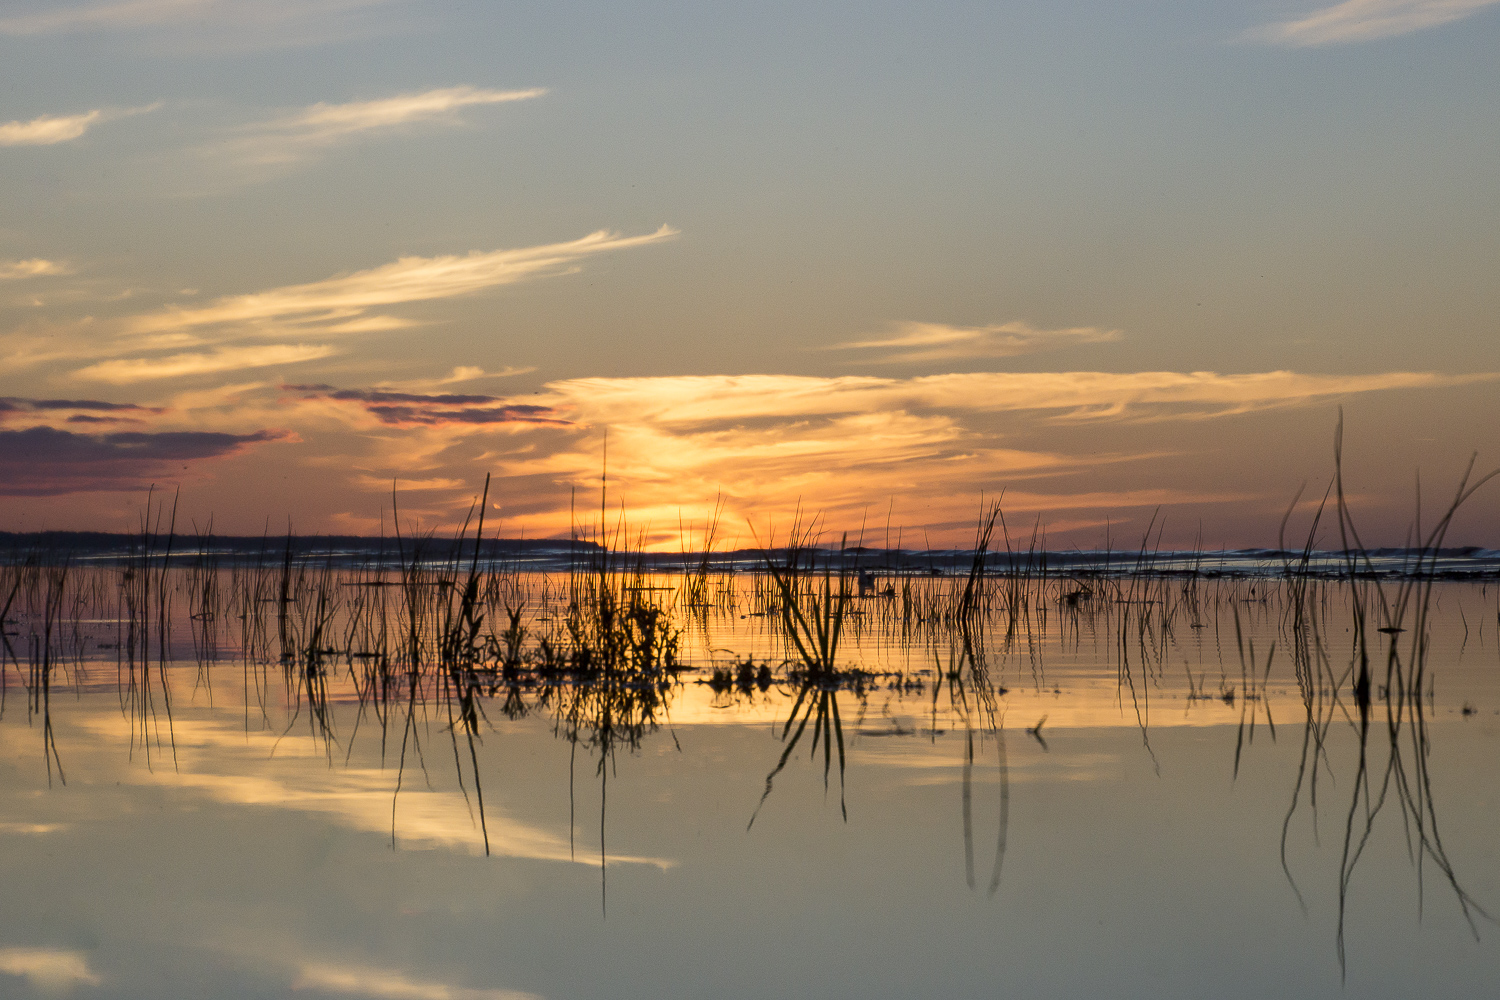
[2,556,1497,999]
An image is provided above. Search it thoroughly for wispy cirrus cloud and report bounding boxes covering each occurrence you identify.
[0,228,671,384]
[828,320,1121,363]
[0,0,213,34]
[0,103,159,146]
[0,259,71,279]
[216,85,546,168]
[74,343,336,383]
[0,110,102,146]
[128,226,677,341]
[1246,0,1500,46]
[400,365,537,389]
[544,370,1496,425]
[0,0,403,48]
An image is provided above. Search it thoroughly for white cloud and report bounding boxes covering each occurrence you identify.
[828,320,1121,363]
[0,948,102,991]
[0,110,101,146]
[0,103,159,146]
[74,343,336,382]
[0,259,70,279]
[220,85,547,167]
[1247,0,1500,46]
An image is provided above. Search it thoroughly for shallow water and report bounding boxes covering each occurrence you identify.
[2,570,1498,998]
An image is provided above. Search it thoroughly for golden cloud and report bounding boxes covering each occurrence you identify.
[0,949,102,991]
[0,258,71,279]
[74,343,337,383]
[0,109,102,145]
[219,85,547,167]
[543,370,1495,424]
[0,102,159,145]
[828,320,1122,362]
[129,226,677,340]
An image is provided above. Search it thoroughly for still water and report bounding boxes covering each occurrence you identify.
[1,567,1498,999]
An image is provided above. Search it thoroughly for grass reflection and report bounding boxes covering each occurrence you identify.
[0,436,1496,972]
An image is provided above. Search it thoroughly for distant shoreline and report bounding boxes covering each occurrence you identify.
[2,531,1497,579]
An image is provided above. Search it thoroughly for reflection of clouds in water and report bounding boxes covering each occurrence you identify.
[0,947,102,991]
[76,714,671,867]
[853,745,1122,785]
[294,961,542,1000]
[0,822,69,835]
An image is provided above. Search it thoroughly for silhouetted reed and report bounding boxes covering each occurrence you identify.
[3,415,1497,955]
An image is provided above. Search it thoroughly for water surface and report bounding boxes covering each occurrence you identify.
[2,565,1498,998]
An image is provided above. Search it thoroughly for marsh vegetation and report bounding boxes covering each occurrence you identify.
[2,429,1499,989]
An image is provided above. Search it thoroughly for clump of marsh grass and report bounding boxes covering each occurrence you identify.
[1273,411,1500,979]
[746,517,866,826]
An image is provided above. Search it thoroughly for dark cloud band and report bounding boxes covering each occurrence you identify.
[0,426,289,496]
[288,384,567,427]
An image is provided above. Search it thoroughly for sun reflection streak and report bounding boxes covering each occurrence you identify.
[293,962,542,1000]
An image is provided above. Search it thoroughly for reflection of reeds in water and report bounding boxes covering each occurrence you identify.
[746,517,856,826]
[118,488,181,772]
[3,418,1497,955]
[23,560,70,786]
[1276,412,1500,979]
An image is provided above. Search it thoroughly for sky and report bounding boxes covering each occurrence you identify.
[1,0,1498,549]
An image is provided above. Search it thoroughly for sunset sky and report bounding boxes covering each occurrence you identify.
[2,0,1497,548]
